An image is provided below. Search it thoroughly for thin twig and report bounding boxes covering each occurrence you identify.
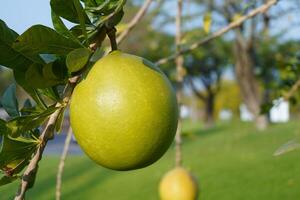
[116,0,153,45]
[175,0,184,167]
[284,77,300,101]
[155,0,279,65]
[14,76,80,200]
[56,127,73,200]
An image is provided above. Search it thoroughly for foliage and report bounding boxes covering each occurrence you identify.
[0,0,127,189]
[214,80,242,117]
[258,39,300,113]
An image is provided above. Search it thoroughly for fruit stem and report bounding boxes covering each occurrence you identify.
[175,0,184,167]
[106,27,118,51]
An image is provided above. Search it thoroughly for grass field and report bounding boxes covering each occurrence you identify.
[1,120,300,200]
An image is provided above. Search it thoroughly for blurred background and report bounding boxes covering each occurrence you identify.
[1,0,300,199]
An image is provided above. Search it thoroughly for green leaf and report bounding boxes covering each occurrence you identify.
[105,9,124,28]
[0,119,9,136]
[274,139,300,156]
[38,87,60,102]
[1,84,19,117]
[6,105,59,137]
[73,0,88,41]
[86,0,126,27]
[203,12,212,34]
[0,20,40,70]
[0,20,53,105]
[66,48,91,73]
[51,11,82,44]
[55,108,65,132]
[0,135,38,176]
[13,25,82,58]
[25,61,67,89]
[0,175,18,186]
[50,0,91,24]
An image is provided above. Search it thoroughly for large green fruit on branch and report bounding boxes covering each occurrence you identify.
[70,51,178,170]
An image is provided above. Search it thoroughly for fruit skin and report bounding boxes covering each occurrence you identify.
[159,167,198,200]
[70,51,178,171]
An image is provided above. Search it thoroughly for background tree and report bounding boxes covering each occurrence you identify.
[184,33,231,128]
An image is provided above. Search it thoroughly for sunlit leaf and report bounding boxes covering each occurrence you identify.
[273,139,300,156]
[203,12,212,34]
[50,0,91,24]
[13,25,82,59]
[0,135,38,177]
[66,48,91,73]
[6,105,59,137]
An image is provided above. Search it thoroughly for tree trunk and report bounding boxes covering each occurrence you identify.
[204,91,215,129]
[234,31,268,130]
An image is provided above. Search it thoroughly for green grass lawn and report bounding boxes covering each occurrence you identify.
[1,120,300,200]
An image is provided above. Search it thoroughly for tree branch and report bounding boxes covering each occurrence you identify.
[188,77,206,101]
[116,0,153,45]
[14,76,80,200]
[56,127,73,200]
[284,77,300,101]
[155,0,279,65]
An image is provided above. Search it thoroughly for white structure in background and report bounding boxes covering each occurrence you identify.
[270,98,289,123]
[219,109,233,121]
[240,104,254,121]
[180,105,190,119]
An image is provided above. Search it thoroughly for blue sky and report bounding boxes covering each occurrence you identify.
[0,0,53,34]
[1,0,299,41]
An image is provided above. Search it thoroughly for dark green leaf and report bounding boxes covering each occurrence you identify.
[66,48,91,73]
[0,175,18,186]
[38,87,60,102]
[0,20,53,105]
[0,136,38,170]
[1,84,19,117]
[51,11,81,44]
[105,9,124,28]
[73,0,89,41]
[6,105,59,137]
[55,108,65,132]
[50,0,91,24]
[13,25,82,58]
[0,20,41,70]
[0,135,38,176]
[0,119,9,136]
[86,0,126,27]
[25,62,67,89]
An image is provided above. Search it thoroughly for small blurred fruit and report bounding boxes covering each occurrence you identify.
[159,167,198,200]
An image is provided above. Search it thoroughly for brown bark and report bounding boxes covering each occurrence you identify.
[189,78,216,128]
[234,30,268,130]
[204,91,215,129]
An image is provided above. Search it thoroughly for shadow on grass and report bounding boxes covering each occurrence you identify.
[61,163,115,199]
[27,157,98,200]
[183,122,230,139]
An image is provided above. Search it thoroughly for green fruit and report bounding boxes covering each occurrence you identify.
[159,167,198,200]
[70,51,178,170]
